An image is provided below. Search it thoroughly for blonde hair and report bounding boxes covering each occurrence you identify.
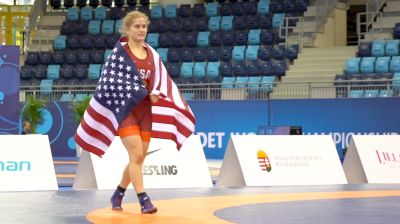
[120,11,150,35]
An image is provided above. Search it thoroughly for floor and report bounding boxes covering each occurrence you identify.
[1,185,400,224]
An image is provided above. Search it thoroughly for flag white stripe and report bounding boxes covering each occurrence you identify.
[171,83,185,109]
[152,122,187,145]
[152,106,195,131]
[77,125,109,151]
[160,62,168,96]
[90,98,118,131]
[82,110,115,141]
[148,45,161,94]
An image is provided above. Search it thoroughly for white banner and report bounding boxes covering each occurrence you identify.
[217,135,347,186]
[0,135,58,191]
[343,135,400,183]
[73,135,212,189]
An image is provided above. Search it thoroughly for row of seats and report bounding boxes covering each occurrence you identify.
[221,75,276,90]
[357,39,400,57]
[335,73,393,83]
[20,64,103,81]
[61,20,122,35]
[25,50,111,66]
[345,56,400,75]
[155,45,298,64]
[147,30,285,48]
[148,14,286,33]
[21,78,98,88]
[51,0,147,9]
[347,89,394,98]
[54,34,120,50]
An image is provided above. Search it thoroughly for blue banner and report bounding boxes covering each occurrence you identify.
[0,46,20,135]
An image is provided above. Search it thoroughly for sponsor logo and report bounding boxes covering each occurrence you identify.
[147,148,162,156]
[376,150,400,167]
[257,150,272,172]
[0,161,31,172]
[143,165,178,175]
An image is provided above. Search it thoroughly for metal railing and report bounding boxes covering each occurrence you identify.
[356,11,383,44]
[366,0,387,24]
[19,79,398,102]
[280,16,304,52]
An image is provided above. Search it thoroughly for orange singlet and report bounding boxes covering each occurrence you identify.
[117,44,154,142]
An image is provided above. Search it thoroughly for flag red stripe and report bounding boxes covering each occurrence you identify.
[86,104,117,135]
[80,118,112,146]
[152,114,192,137]
[153,99,195,124]
[74,133,105,157]
[151,131,183,150]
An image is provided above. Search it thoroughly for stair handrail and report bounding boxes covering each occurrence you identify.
[356,11,383,44]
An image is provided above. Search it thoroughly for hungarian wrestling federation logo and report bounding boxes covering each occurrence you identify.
[257,150,272,172]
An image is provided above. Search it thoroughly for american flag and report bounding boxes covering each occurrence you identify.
[74,38,195,157]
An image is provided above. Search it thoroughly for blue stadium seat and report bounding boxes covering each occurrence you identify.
[76,21,89,35]
[67,35,80,49]
[222,30,235,46]
[64,51,77,64]
[245,1,257,15]
[272,60,286,76]
[258,45,271,61]
[220,46,233,62]
[259,61,273,76]
[247,76,262,93]
[272,13,286,28]
[248,29,261,45]
[232,46,246,61]
[390,56,400,72]
[167,63,180,79]
[90,50,104,64]
[159,33,172,48]
[47,65,60,80]
[89,0,99,8]
[260,29,273,45]
[61,21,75,35]
[88,64,102,80]
[109,7,123,20]
[104,49,112,61]
[260,76,275,92]
[358,41,372,57]
[38,51,52,65]
[205,2,218,17]
[52,51,65,64]
[257,0,270,15]
[206,62,220,81]
[258,14,272,29]
[51,0,61,9]
[102,20,115,34]
[364,89,379,98]
[26,51,39,66]
[379,89,393,97]
[395,23,400,39]
[193,48,207,62]
[101,0,112,7]
[271,45,285,60]
[233,61,246,77]
[115,20,122,33]
[184,32,197,47]
[146,33,159,48]
[89,20,101,34]
[80,6,93,21]
[209,31,222,46]
[60,65,74,79]
[385,39,400,56]
[76,0,87,8]
[94,6,107,20]
[246,15,259,29]
[360,57,376,74]
[181,18,193,32]
[296,0,309,12]
[181,48,193,62]
[286,44,299,61]
[156,48,168,64]
[349,90,365,98]
[178,4,191,18]
[272,29,285,43]
[220,62,233,77]
[235,30,248,45]
[168,18,180,33]
[195,18,209,31]
[74,64,88,79]
[105,33,120,49]
[53,35,66,50]
[233,16,246,30]
[63,0,74,8]
[60,93,74,101]
[246,45,260,61]
[222,77,236,89]
[167,48,180,63]
[33,65,48,79]
[193,4,205,17]
[247,61,260,76]
[157,19,169,33]
[67,7,80,21]
[371,40,386,57]
[375,57,390,74]
[345,57,361,75]
[221,16,234,31]
[20,65,33,80]
[193,62,207,81]
[209,16,221,31]
[283,0,296,13]
[270,0,282,13]
[181,62,194,80]
[150,4,163,19]
[207,47,219,62]
[232,2,245,16]
[78,51,91,64]
[40,79,53,94]
[235,76,249,88]
[165,4,177,18]
[219,2,232,16]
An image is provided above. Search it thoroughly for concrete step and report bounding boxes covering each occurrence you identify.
[31,29,60,41]
[384,1,400,13]
[301,46,357,54]
[28,44,53,52]
[290,62,345,70]
[281,75,335,83]
[373,16,400,29]
[38,15,65,27]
